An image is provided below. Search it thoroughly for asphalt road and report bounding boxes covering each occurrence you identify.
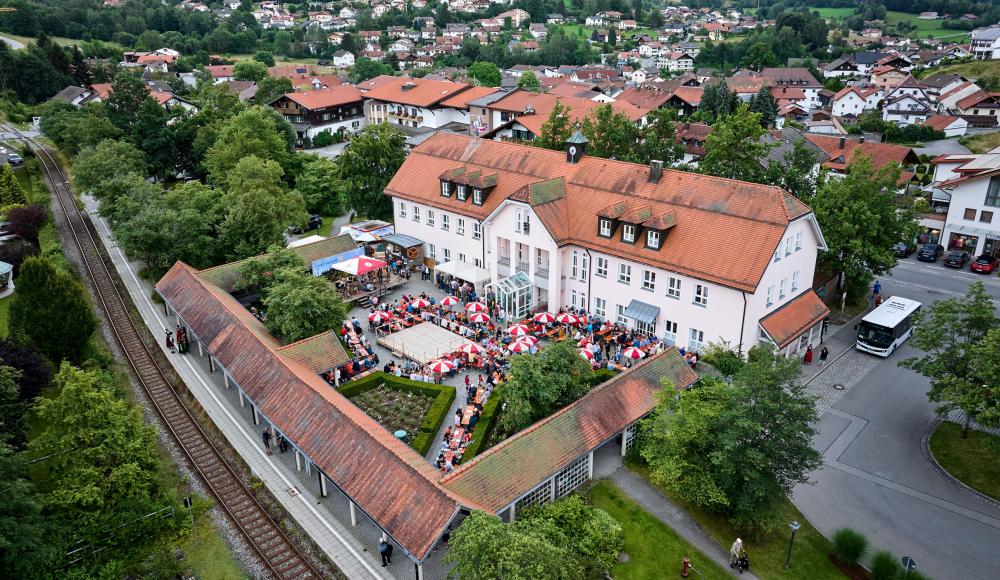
[0,35,25,49]
[792,259,1000,580]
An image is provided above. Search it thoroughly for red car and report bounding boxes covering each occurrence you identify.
[971,254,999,273]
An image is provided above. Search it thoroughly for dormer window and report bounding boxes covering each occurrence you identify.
[622,224,636,243]
[646,230,660,249]
[599,219,612,237]
[473,189,483,205]
[441,181,451,197]
[457,184,467,200]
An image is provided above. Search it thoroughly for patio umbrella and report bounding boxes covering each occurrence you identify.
[459,342,483,355]
[465,301,488,313]
[331,256,387,276]
[580,348,595,361]
[508,340,532,353]
[622,346,646,360]
[410,298,432,309]
[368,311,391,322]
[533,312,555,324]
[518,335,538,346]
[556,313,579,325]
[428,359,454,374]
[507,323,530,337]
[440,295,460,307]
[468,312,491,324]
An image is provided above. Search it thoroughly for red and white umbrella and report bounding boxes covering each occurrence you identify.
[368,310,391,322]
[507,323,530,337]
[468,312,491,324]
[465,301,488,313]
[622,346,646,360]
[459,342,483,355]
[440,295,460,307]
[556,313,579,325]
[428,359,454,374]
[331,256,387,276]
[508,340,532,353]
[533,312,555,324]
[410,298,431,309]
[580,348,595,361]
[518,335,538,346]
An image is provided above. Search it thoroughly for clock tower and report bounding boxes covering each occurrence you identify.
[565,129,588,164]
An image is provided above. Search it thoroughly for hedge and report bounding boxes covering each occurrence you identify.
[339,372,456,456]
[462,393,502,460]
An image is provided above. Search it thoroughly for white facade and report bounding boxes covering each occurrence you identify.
[972,28,1000,60]
[367,101,464,129]
[392,199,487,269]
[940,175,1000,257]
[882,94,932,126]
[831,88,883,117]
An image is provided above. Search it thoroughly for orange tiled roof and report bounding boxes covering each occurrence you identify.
[670,85,704,105]
[276,330,351,372]
[363,76,472,108]
[490,89,649,137]
[439,86,500,109]
[921,115,960,131]
[386,133,812,292]
[760,289,829,348]
[278,86,363,109]
[804,134,919,174]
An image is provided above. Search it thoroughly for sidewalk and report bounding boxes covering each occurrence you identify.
[607,469,759,579]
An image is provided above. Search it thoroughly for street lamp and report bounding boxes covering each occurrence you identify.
[783,520,801,570]
[902,556,917,578]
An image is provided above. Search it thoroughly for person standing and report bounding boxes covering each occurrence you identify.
[819,346,829,367]
[262,428,273,455]
[873,280,881,301]
[378,539,392,567]
[165,330,175,353]
[803,345,813,365]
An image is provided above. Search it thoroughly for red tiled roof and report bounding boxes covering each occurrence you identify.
[804,134,919,175]
[276,330,351,372]
[277,86,363,109]
[440,350,698,511]
[957,90,1000,110]
[386,133,812,292]
[616,86,673,109]
[363,76,472,108]
[760,290,829,348]
[439,86,500,109]
[204,64,235,78]
[90,83,112,100]
[921,115,961,131]
[491,89,648,137]
[670,85,703,105]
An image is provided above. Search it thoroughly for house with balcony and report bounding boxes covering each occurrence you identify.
[932,147,1000,258]
[268,87,365,145]
[385,132,830,358]
[830,85,884,118]
[971,27,1000,60]
[363,77,472,131]
[881,76,933,125]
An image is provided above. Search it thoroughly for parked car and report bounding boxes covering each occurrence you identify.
[916,243,944,262]
[944,250,970,268]
[7,153,23,166]
[970,254,999,274]
[288,214,323,234]
[893,241,916,257]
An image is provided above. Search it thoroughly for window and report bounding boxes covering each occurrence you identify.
[472,222,481,240]
[688,328,705,352]
[795,231,803,251]
[571,252,579,278]
[779,278,787,299]
[987,177,1000,207]
[426,210,435,227]
[570,289,577,307]
[412,205,420,222]
[693,284,708,306]
[594,297,607,317]
[596,257,608,278]
[456,184,466,200]
[441,181,451,196]
[773,247,781,263]
[599,219,612,237]
[784,236,792,256]
[964,208,977,220]
[766,285,774,307]
[474,258,483,267]
[443,248,451,262]
[663,320,677,345]
[398,201,406,218]
[623,224,636,243]
[618,263,632,284]
[515,209,524,233]
[459,253,466,263]
[792,271,800,291]
[580,292,586,311]
[441,213,449,231]
[667,276,681,299]
[982,211,994,223]
[428,243,436,259]
[473,189,483,205]
[616,304,628,324]
[642,270,656,291]
[580,255,588,281]
[457,218,465,235]
[646,230,660,249]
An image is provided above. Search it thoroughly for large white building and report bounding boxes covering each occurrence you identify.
[363,76,473,130]
[933,148,1000,258]
[971,27,1000,60]
[386,133,830,358]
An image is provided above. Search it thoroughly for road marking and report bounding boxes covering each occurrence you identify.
[823,409,1000,530]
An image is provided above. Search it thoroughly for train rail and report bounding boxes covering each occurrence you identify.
[6,125,317,579]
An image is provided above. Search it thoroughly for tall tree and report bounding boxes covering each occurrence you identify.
[255,75,293,106]
[902,283,1000,437]
[131,98,177,181]
[253,50,276,67]
[807,155,916,300]
[582,104,640,161]
[468,61,502,87]
[534,101,573,150]
[0,366,25,448]
[764,138,821,198]
[262,269,347,342]
[0,339,53,401]
[204,106,289,185]
[105,71,154,133]
[517,70,541,90]
[748,85,778,128]
[637,108,683,165]
[9,256,97,363]
[699,103,770,182]
[0,163,27,207]
[72,139,147,197]
[0,446,59,577]
[233,59,268,82]
[336,123,406,219]
[498,340,593,436]
[295,155,344,217]
[220,156,306,259]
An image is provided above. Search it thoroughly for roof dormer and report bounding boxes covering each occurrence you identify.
[440,166,498,205]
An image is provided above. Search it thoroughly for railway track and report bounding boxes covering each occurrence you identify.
[7,126,317,579]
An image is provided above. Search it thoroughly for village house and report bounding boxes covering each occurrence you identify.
[269,86,365,145]
[931,147,1000,258]
[364,76,473,131]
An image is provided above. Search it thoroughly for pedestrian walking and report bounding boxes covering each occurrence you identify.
[819,346,829,366]
[262,428,273,455]
[165,330,175,353]
[378,539,393,567]
[803,345,813,365]
[873,280,881,296]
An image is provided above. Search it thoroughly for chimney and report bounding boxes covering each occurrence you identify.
[401,82,416,92]
[649,160,663,183]
[838,137,846,149]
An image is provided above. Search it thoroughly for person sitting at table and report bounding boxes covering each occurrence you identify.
[436,453,446,470]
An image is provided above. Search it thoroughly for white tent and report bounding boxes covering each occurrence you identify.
[434,260,491,286]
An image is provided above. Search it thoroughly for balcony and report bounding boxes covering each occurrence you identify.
[498,254,511,266]
[516,261,530,274]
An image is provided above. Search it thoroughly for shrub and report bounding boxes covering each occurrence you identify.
[701,341,745,376]
[463,392,501,460]
[0,239,38,275]
[311,130,335,148]
[870,549,903,580]
[4,203,47,241]
[832,527,868,566]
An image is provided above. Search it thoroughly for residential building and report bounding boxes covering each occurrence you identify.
[385,132,830,358]
[50,85,99,107]
[920,72,969,100]
[332,50,355,68]
[954,90,1000,127]
[482,89,649,142]
[805,134,919,182]
[933,147,1000,257]
[882,76,933,125]
[922,114,968,137]
[971,27,1000,60]
[830,85,884,118]
[269,87,365,144]
[760,68,823,109]
[364,77,473,130]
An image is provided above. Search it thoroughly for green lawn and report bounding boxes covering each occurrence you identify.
[317,215,339,238]
[0,294,13,338]
[885,11,971,41]
[807,6,855,20]
[930,58,1000,82]
[929,421,1000,501]
[627,463,843,580]
[554,23,657,41]
[0,32,110,48]
[960,132,1000,154]
[177,511,249,580]
[586,481,731,580]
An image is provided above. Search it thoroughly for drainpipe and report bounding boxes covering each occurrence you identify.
[738,291,747,356]
[584,249,593,314]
